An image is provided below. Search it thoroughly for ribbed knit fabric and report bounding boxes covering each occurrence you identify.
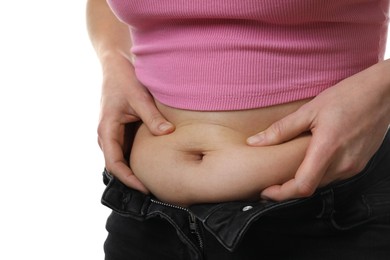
[108,0,389,111]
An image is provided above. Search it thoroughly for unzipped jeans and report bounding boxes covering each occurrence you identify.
[102,130,390,260]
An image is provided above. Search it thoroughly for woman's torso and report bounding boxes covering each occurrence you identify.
[117,1,389,205]
[130,100,311,206]
[108,0,389,110]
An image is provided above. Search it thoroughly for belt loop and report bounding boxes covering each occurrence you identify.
[316,189,335,219]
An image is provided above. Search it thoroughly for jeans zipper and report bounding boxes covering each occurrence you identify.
[188,212,204,250]
[150,199,204,250]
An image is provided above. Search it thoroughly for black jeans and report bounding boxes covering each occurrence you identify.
[102,131,390,260]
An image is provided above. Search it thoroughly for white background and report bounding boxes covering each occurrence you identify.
[0,1,389,259]
[0,1,107,259]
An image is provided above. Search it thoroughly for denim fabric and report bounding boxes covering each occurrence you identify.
[103,131,390,260]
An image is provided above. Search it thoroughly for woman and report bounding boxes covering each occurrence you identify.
[87,0,390,259]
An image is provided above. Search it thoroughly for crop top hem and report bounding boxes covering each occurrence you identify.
[151,84,332,111]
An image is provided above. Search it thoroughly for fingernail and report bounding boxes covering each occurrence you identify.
[247,132,265,145]
[158,122,173,132]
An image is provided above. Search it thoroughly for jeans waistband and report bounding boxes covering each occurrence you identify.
[101,130,390,252]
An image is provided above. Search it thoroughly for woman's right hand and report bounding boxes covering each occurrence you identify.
[86,0,174,192]
[98,54,175,193]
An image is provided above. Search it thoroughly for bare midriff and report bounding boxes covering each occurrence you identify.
[130,99,312,206]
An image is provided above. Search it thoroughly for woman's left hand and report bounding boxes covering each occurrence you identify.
[247,60,390,201]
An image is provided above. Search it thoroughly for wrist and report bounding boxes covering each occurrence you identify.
[375,59,390,123]
[98,51,143,98]
[98,50,135,77]
[378,59,390,104]
[99,48,132,64]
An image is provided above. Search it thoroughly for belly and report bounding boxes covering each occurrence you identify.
[130,99,311,206]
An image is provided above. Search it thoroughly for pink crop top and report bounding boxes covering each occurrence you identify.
[107,0,389,110]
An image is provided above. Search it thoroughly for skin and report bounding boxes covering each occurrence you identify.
[87,0,390,201]
[248,59,390,201]
[86,0,174,193]
[130,100,311,206]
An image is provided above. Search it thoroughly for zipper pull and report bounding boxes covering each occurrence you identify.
[189,213,198,233]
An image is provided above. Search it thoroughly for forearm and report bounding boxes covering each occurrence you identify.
[86,0,141,101]
[354,59,390,129]
[86,0,132,68]
[375,59,390,123]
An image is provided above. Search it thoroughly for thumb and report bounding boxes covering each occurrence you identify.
[247,108,312,146]
[134,98,175,136]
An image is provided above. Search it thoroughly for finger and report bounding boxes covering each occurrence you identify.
[99,121,149,193]
[133,93,175,136]
[260,133,334,201]
[107,161,149,194]
[247,106,313,146]
[103,137,149,193]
